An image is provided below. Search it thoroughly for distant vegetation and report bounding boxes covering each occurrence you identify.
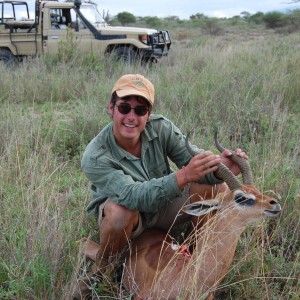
[111,8,300,33]
[0,13,299,300]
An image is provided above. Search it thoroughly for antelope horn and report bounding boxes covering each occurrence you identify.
[214,131,253,185]
[185,131,242,191]
[185,130,200,156]
[214,163,242,191]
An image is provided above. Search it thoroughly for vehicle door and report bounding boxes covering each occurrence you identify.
[43,7,93,55]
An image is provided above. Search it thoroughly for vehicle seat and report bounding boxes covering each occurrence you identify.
[59,16,67,29]
[51,15,59,29]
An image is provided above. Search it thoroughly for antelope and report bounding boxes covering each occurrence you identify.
[82,133,281,300]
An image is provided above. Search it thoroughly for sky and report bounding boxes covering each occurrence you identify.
[94,0,300,19]
[24,0,300,20]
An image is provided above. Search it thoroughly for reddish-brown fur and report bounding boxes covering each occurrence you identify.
[122,185,280,299]
[83,186,280,299]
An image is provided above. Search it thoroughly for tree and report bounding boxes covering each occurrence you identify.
[190,13,207,20]
[240,11,251,20]
[263,11,288,28]
[249,12,265,24]
[143,16,162,28]
[116,12,136,25]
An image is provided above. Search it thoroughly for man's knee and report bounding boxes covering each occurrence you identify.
[101,200,139,231]
[97,201,140,258]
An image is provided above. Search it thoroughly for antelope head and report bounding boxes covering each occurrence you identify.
[182,131,281,223]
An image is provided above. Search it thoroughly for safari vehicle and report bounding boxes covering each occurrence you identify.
[0,0,172,65]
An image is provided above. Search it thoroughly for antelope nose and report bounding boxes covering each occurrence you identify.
[270,199,281,211]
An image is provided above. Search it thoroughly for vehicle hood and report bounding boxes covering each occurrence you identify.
[94,24,158,35]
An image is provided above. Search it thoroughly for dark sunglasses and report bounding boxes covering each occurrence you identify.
[116,103,149,116]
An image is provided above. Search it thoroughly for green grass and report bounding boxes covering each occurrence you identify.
[0,26,299,299]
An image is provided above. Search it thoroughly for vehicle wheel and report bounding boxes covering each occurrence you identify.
[113,46,139,63]
[141,57,158,67]
[0,49,18,67]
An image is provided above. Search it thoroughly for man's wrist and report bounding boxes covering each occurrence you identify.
[176,167,190,189]
[182,166,190,183]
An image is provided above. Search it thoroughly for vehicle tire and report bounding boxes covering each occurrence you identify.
[113,46,139,64]
[141,57,158,67]
[0,48,18,67]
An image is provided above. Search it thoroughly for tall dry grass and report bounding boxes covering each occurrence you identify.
[0,27,299,299]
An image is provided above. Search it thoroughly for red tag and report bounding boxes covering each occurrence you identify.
[178,244,191,258]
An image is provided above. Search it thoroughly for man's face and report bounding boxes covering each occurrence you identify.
[109,96,151,146]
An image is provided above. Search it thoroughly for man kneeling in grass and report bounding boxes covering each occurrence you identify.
[76,73,247,298]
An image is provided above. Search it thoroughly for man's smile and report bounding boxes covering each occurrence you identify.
[124,123,137,128]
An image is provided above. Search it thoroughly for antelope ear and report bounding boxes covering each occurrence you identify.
[181,200,219,216]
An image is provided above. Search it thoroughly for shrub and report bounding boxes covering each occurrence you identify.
[116,11,136,25]
[263,11,288,28]
[143,16,162,28]
[249,12,265,24]
[201,18,224,35]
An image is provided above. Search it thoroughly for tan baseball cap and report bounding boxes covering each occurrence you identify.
[112,74,155,106]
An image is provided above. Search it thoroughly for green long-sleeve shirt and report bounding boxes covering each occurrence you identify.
[81,114,222,227]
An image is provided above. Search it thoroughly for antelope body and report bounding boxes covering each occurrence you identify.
[82,134,281,299]
[123,185,281,299]
[122,134,281,299]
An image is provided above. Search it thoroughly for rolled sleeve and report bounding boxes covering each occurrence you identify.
[82,157,182,214]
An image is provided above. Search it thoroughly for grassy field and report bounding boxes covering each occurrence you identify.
[0,25,299,299]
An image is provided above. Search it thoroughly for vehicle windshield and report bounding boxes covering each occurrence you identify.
[80,4,106,25]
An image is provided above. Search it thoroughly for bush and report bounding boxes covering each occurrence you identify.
[249,12,265,24]
[201,18,224,35]
[116,11,136,25]
[143,16,162,28]
[263,11,288,28]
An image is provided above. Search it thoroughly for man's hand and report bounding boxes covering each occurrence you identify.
[176,151,221,189]
[220,148,249,175]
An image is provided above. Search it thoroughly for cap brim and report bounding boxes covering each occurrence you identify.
[116,90,152,105]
